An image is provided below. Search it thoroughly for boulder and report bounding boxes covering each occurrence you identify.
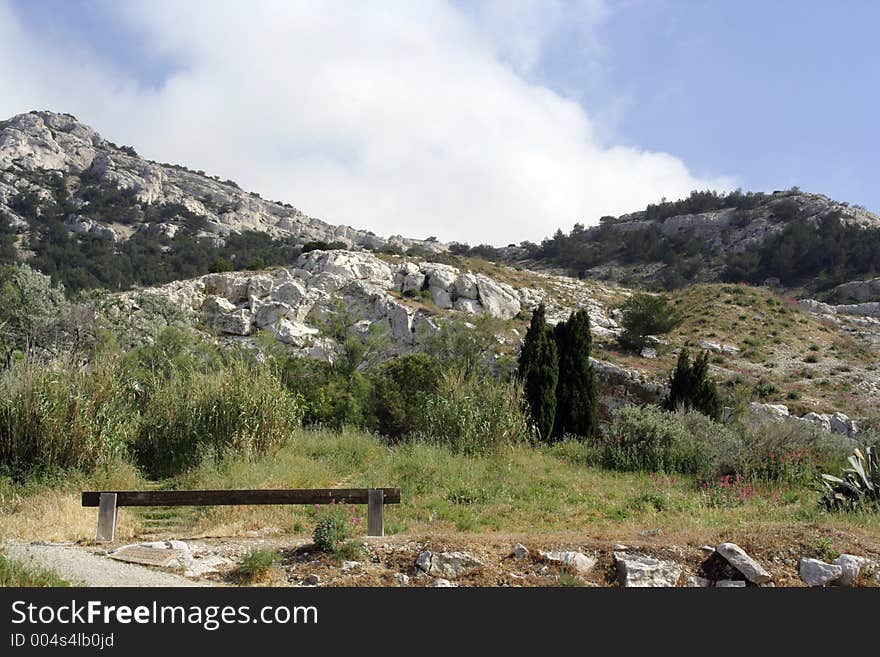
[749,402,790,419]
[639,347,657,359]
[203,296,252,335]
[797,299,836,315]
[715,543,772,584]
[253,300,295,328]
[296,250,393,287]
[247,274,274,301]
[270,280,307,306]
[475,275,521,319]
[614,553,682,587]
[271,319,318,347]
[415,551,482,579]
[801,412,832,432]
[684,574,711,588]
[429,287,454,309]
[539,550,596,575]
[423,263,458,291]
[834,302,880,318]
[454,273,479,300]
[715,580,746,588]
[394,262,425,294]
[834,554,868,587]
[203,272,249,302]
[830,412,857,438]
[454,298,483,314]
[799,558,842,587]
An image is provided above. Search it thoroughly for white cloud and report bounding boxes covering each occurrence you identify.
[0,0,731,244]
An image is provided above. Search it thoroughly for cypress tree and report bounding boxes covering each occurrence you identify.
[552,309,598,439]
[518,304,558,441]
[665,348,722,420]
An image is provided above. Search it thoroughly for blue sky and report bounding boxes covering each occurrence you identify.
[1,0,877,243]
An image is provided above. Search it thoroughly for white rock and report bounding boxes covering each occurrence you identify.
[639,347,657,359]
[394,573,410,587]
[684,574,711,588]
[270,280,307,306]
[539,550,597,575]
[429,286,454,309]
[429,578,456,587]
[475,275,521,319]
[614,553,682,587]
[271,319,318,346]
[453,298,483,314]
[834,554,868,587]
[415,551,482,579]
[454,273,479,299]
[749,402,790,419]
[715,580,746,588]
[799,558,843,587]
[715,543,772,584]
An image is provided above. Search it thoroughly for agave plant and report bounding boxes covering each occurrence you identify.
[819,446,879,512]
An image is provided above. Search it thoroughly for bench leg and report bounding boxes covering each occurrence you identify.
[367,489,384,537]
[96,492,118,543]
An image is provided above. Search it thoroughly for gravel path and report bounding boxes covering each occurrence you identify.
[4,541,212,587]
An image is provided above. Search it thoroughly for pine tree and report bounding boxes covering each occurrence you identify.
[552,309,598,439]
[665,349,722,420]
[518,304,558,441]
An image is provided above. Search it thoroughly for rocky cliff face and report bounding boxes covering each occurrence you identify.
[605,192,880,254]
[124,249,620,357]
[0,111,443,253]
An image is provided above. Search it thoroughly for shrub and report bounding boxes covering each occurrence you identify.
[312,501,364,559]
[418,369,536,454]
[231,549,279,584]
[132,358,303,477]
[600,405,711,476]
[552,309,598,439]
[732,415,842,485]
[0,358,135,480]
[700,474,757,508]
[665,349,722,420]
[819,446,879,512]
[368,354,441,439]
[518,304,558,441]
[618,292,682,351]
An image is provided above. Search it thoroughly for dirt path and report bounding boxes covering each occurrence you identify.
[3,541,212,587]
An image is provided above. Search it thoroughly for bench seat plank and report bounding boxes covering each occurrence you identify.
[82,488,401,507]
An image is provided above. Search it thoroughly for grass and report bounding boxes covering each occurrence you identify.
[601,283,880,417]
[0,552,70,587]
[229,548,281,584]
[4,426,873,545]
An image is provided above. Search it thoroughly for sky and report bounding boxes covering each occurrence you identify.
[0,0,877,245]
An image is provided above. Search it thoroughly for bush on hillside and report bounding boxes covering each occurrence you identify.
[618,292,682,351]
[665,349,722,420]
[417,369,536,454]
[0,357,135,480]
[132,358,304,477]
[368,354,442,439]
[600,405,711,477]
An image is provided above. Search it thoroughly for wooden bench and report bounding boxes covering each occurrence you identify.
[82,488,401,543]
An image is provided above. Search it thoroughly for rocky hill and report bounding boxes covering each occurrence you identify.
[0,111,443,290]
[2,109,879,433]
[489,189,880,296]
